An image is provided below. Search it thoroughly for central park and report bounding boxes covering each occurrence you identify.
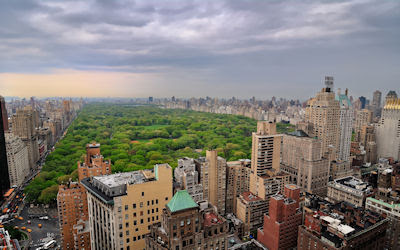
[24,103,294,204]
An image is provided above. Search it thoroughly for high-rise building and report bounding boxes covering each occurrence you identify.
[195,150,226,215]
[372,90,382,118]
[226,159,251,214]
[236,192,268,234]
[82,164,172,250]
[299,196,388,250]
[336,89,353,162]
[258,184,302,250]
[305,76,340,159]
[5,133,30,187]
[0,96,10,198]
[12,108,39,169]
[57,143,111,250]
[280,131,330,195]
[376,92,400,161]
[174,157,203,203]
[250,121,281,176]
[146,190,229,250]
[354,109,373,132]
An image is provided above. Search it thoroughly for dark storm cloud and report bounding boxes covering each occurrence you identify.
[0,0,399,98]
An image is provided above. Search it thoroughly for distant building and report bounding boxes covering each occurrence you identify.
[226,159,251,214]
[376,92,400,161]
[174,157,203,203]
[82,164,173,250]
[0,95,9,132]
[359,96,367,109]
[195,150,226,215]
[280,131,330,195]
[146,190,229,250]
[299,197,388,250]
[305,76,340,159]
[258,184,302,250]
[12,108,39,170]
[236,192,268,235]
[57,143,112,250]
[327,176,372,207]
[5,132,30,187]
[354,109,372,132]
[336,89,353,162]
[372,90,382,118]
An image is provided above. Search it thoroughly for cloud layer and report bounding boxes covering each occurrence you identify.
[0,0,399,98]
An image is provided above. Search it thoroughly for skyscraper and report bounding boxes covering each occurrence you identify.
[0,96,9,132]
[336,89,354,162]
[206,150,226,215]
[372,90,382,118]
[5,133,30,187]
[376,91,400,161]
[0,96,10,198]
[174,157,204,203]
[305,76,340,159]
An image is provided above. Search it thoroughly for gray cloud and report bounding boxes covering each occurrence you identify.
[0,0,399,99]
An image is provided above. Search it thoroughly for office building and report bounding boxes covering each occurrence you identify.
[258,184,302,250]
[195,150,226,215]
[174,157,203,203]
[329,161,353,180]
[226,159,251,214]
[376,92,400,161]
[327,176,372,207]
[236,192,268,234]
[305,76,340,158]
[336,89,353,162]
[146,190,229,250]
[5,133,30,187]
[82,164,173,250]
[280,131,330,195]
[57,143,111,250]
[372,90,382,118]
[298,197,388,250]
[0,96,10,198]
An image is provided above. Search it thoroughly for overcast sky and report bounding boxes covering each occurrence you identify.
[0,0,399,100]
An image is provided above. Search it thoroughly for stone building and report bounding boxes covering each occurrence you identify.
[82,164,172,250]
[145,190,229,250]
[305,76,340,159]
[280,131,330,195]
[327,176,372,207]
[236,192,268,235]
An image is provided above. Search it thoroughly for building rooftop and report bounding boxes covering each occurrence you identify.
[329,176,371,193]
[241,192,262,202]
[92,171,146,188]
[167,190,199,213]
[287,130,309,137]
[204,212,223,227]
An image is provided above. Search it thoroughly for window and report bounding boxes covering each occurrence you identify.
[180,221,184,226]
[134,220,137,225]
[140,219,143,224]
[147,201,150,206]
[156,199,158,204]
[142,192,144,196]
[118,207,122,212]
[125,214,129,220]
[126,230,129,236]
[133,212,137,217]
[119,224,122,229]
[133,237,136,241]
[125,205,128,211]
[140,202,143,208]
[165,197,168,201]
[125,222,129,227]
[138,235,141,240]
[187,219,191,225]
[133,203,136,209]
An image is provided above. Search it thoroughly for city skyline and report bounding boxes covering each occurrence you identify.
[1,0,399,99]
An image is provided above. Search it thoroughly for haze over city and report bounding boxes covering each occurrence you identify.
[1,0,399,99]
